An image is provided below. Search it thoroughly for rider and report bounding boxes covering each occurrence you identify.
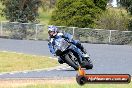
[48,25,88,64]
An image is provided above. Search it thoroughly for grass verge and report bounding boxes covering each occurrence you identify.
[0,78,131,88]
[0,51,58,72]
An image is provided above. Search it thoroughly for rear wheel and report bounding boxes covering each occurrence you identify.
[64,51,80,70]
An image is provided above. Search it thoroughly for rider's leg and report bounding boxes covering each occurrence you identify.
[71,40,90,57]
[71,40,87,54]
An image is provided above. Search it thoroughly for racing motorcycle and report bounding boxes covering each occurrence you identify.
[54,37,93,70]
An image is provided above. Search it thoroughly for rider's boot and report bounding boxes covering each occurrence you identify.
[76,43,90,58]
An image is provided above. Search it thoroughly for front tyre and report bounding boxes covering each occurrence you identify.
[64,51,79,70]
[82,57,93,69]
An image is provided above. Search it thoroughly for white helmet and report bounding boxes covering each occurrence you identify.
[48,25,57,32]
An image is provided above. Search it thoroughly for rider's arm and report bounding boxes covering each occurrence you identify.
[48,42,55,55]
[62,32,80,45]
[62,33,73,42]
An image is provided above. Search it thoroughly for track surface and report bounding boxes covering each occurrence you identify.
[0,38,132,78]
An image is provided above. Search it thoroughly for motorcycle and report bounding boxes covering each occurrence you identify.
[54,37,93,70]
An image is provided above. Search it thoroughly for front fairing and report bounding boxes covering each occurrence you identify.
[54,38,70,52]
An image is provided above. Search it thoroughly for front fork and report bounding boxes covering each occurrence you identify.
[68,44,84,63]
[58,44,87,64]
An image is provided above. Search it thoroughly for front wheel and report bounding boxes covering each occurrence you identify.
[82,57,93,69]
[64,51,80,70]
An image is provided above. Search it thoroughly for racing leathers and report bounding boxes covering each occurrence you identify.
[48,32,86,64]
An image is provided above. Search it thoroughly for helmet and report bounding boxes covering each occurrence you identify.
[48,25,57,32]
[48,25,58,37]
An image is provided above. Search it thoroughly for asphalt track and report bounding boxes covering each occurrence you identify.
[0,38,132,78]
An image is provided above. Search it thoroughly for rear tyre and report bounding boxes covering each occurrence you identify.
[64,51,80,70]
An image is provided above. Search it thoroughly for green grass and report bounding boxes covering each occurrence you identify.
[0,51,58,72]
[0,81,131,88]
[17,83,132,88]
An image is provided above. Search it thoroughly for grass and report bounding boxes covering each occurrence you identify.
[17,83,132,88]
[0,51,58,72]
[0,79,131,88]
